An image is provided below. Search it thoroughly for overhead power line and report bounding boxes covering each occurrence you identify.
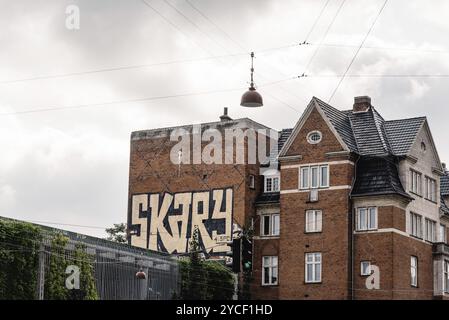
[0,86,243,116]
[328,0,389,103]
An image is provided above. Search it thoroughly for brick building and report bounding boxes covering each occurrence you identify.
[127,96,449,300]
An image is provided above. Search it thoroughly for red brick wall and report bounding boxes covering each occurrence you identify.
[353,231,433,300]
[278,105,354,299]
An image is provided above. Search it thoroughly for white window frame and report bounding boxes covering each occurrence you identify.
[299,165,329,190]
[360,261,371,276]
[410,169,422,196]
[307,131,322,145]
[444,260,449,293]
[356,207,377,231]
[305,252,322,283]
[425,218,436,242]
[260,214,280,237]
[425,176,437,202]
[411,256,418,287]
[305,210,322,233]
[440,224,447,243]
[410,212,423,238]
[262,256,278,286]
[264,175,280,193]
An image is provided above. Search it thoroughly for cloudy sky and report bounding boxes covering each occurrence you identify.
[1,0,449,237]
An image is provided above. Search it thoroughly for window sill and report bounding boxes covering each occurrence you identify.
[305,231,322,234]
[261,283,279,287]
[304,281,322,285]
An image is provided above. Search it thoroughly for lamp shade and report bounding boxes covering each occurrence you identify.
[135,269,147,280]
[240,87,263,107]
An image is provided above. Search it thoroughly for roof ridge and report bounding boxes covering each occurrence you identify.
[385,116,427,123]
[370,107,390,154]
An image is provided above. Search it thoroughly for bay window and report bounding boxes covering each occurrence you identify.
[356,207,377,231]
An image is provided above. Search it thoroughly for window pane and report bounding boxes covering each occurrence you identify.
[272,256,278,266]
[301,168,309,189]
[263,216,270,236]
[320,166,328,187]
[358,208,367,230]
[266,178,272,192]
[315,264,321,282]
[272,266,278,284]
[263,256,270,266]
[316,211,322,232]
[306,264,313,282]
[263,267,269,284]
[273,178,279,191]
[311,167,318,188]
[272,214,280,236]
[369,208,376,229]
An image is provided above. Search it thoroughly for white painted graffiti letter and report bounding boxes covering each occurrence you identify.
[365,265,380,290]
[65,5,80,30]
[65,265,80,290]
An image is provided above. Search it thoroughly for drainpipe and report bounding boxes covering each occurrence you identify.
[349,155,360,300]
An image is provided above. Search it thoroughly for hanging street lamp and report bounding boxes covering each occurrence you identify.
[240,52,263,107]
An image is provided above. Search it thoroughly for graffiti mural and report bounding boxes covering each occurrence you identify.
[129,188,233,254]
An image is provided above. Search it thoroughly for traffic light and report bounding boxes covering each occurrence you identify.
[231,238,241,273]
[241,236,252,272]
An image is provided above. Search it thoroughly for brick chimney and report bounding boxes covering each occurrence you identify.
[220,107,232,121]
[353,96,372,113]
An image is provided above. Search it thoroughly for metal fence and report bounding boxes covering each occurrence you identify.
[0,218,179,300]
[37,227,179,300]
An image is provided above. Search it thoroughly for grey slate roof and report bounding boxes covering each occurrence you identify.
[351,155,412,200]
[384,117,426,156]
[441,172,449,196]
[315,98,358,152]
[312,97,426,157]
[261,128,293,167]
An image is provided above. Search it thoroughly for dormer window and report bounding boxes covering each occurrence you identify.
[265,176,280,192]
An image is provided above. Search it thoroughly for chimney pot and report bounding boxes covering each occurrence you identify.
[220,107,232,122]
[353,96,372,112]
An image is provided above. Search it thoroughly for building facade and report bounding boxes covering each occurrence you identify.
[127,96,449,299]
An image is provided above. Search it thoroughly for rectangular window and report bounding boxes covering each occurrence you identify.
[320,165,329,187]
[249,175,255,189]
[360,261,371,276]
[300,165,329,190]
[356,207,377,231]
[311,166,319,188]
[410,170,422,196]
[305,252,322,283]
[444,260,449,293]
[265,176,280,192]
[425,218,436,242]
[305,210,322,233]
[411,256,418,287]
[262,256,278,285]
[425,176,437,202]
[410,212,423,238]
[440,224,447,243]
[261,214,280,236]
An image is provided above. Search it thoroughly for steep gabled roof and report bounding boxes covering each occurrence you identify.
[315,98,358,153]
[279,97,350,157]
[384,117,426,156]
[349,108,390,156]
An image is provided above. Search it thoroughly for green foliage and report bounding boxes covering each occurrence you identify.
[67,243,98,300]
[177,227,234,300]
[45,233,98,300]
[0,220,42,300]
[105,223,127,244]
